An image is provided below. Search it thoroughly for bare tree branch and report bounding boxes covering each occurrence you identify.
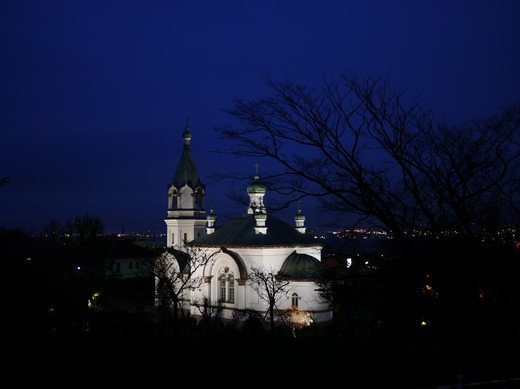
[216,74,520,239]
[248,266,290,333]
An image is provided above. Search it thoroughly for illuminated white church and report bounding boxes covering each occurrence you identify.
[158,125,332,324]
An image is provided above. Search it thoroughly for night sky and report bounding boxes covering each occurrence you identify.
[1,0,519,234]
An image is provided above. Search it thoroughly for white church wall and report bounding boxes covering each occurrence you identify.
[188,246,332,322]
[283,281,332,323]
[165,219,206,247]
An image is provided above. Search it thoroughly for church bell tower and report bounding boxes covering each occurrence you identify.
[165,124,206,247]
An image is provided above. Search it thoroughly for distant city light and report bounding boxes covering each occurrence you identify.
[346,258,352,268]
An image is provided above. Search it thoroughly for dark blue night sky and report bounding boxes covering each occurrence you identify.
[1,0,519,234]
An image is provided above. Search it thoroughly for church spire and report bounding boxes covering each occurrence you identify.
[165,120,207,247]
[247,164,268,234]
[172,122,201,189]
[247,163,266,215]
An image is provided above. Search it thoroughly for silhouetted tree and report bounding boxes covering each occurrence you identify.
[64,214,104,243]
[43,219,62,247]
[192,297,223,328]
[0,227,39,332]
[36,215,108,331]
[217,73,520,352]
[217,73,520,239]
[248,266,290,333]
[151,245,218,328]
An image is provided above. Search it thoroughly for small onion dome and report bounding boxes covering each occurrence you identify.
[295,208,305,221]
[207,209,218,221]
[182,127,192,144]
[247,175,266,194]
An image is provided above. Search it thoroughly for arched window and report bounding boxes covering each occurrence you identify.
[219,276,226,301]
[291,293,299,308]
[218,267,235,303]
[168,188,178,210]
[194,188,205,210]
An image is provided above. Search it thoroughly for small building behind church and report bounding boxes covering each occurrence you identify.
[156,125,333,325]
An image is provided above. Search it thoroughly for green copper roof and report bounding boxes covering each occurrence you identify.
[190,214,321,247]
[247,176,266,194]
[207,210,217,221]
[277,251,325,280]
[171,142,203,189]
[295,209,305,221]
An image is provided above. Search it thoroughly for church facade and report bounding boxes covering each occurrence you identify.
[157,125,332,324]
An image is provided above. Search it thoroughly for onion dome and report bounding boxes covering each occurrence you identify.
[247,175,266,194]
[207,209,218,221]
[182,126,192,144]
[295,208,305,221]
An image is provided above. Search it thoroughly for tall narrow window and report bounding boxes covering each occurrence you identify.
[183,233,188,243]
[291,293,299,308]
[228,274,235,303]
[171,233,175,246]
[219,276,226,301]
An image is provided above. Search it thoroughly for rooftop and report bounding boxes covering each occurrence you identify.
[190,213,321,247]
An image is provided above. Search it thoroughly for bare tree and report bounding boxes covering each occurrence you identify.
[248,266,290,333]
[42,219,62,246]
[61,214,104,244]
[216,74,520,239]
[151,245,217,327]
[192,297,224,328]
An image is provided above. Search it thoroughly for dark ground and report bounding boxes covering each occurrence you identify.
[2,308,519,389]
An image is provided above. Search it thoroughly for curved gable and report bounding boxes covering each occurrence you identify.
[203,247,248,280]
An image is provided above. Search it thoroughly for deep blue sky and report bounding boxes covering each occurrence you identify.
[1,0,519,234]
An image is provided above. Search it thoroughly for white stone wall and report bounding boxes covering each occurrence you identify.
[165,218,206,247]
[186,245,332,323]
